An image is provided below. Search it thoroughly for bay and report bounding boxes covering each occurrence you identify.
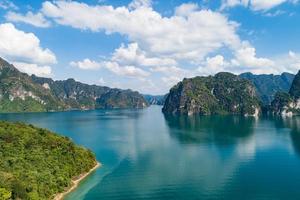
[1,105,300,199]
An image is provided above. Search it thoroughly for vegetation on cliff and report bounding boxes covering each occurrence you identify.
[240,72,294,105]
[163,72,261,116]
[0,57,148,113]
[0,121,97,200]
[270,70,300,115]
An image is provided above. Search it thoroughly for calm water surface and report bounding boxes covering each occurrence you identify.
[1,106,300,199]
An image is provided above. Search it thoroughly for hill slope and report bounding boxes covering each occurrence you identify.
[239,72,294,105]
[271,70,300,115]
[0,121,97,200]
[0,57,148,112]
[163,72,261,116]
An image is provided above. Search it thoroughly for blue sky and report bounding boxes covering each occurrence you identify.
[0,0,300,94]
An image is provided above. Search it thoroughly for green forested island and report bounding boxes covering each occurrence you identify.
[0,121,97,200]
[163,72,261,116]
[0,57,148,113]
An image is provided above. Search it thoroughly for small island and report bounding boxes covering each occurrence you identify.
[0,121,99,200]
[163,72,261,116]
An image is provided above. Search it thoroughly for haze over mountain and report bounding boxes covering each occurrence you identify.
[239,72,295,105]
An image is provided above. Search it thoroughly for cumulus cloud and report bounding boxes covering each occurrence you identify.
[70,58,102,70]
[221,0,296,11]
[0,23,56,65]
[70,58,150,78]
[5,11,51,28]
[232,43,274,67]
[198,55,229,75]
[112,43,177,67]
[128,0,152,9]
[175,3,199,16]
[273,51,300,73]
[103,61,150,77]
[12,62,52,77]
[41,0,241,62]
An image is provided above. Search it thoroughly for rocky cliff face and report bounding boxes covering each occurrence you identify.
[162,72,261,116]
[0,57,148,112]
[270,70,300,116]
[240,72,294,105]
[143,94,167,105]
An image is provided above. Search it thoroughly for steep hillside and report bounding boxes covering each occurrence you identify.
[240,72,294,105]
[0,57,148,112]
[143,94,167,105]
[0,121,97,200]
[163,72,261,116]
[270,70,300,116]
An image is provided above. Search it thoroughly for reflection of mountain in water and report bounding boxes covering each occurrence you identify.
[276,116,300,156]
[163,114,256,145]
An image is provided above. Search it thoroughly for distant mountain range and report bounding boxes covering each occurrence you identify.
[0,57,148,112]
[162,71,300,116]
[1,56,299,114]
[143,94,167,105]
[239,72,295,105]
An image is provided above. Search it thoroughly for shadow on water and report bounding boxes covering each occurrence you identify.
[273,116,300,157]
[163,114,256,146]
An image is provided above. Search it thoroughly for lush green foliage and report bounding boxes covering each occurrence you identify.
[163,72,261,115]
[240,72,294,105]
[0,57,148,113]
[270,92,293,111]
[0,121,97,200]
[289,70,300,99]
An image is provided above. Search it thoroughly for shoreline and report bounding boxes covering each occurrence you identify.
[53,162,101,200]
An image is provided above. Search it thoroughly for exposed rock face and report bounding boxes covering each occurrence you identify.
[0,57,148,112]
[270,70,300,116]
[240,72,294,105]
[143,94,167,105]
[162,72,261,116]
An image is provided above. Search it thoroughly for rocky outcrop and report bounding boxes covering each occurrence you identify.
[143,94,167,105]
[0,57,148,112]
[240,72,294,105]
[162,72,261,116]
[270,70,300,116]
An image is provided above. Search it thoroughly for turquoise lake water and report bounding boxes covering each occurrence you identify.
[1,105,300,199]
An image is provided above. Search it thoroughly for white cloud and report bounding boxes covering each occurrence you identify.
[0,0,18,10]
[103,61,150,78]
[41,0,241,62]
[251,0,287,11]
[232,44,274,68]
[273,51,300,73]
[70,58,150,78]
[198,55,229,75]
[112,43,177,67]
[12,62,52,77]
[0,23,56,65]
[37,0,286,92]
[70,58,101,70]
[175,3,199,16]
[264,10,286,17]
[221,0,296,11]
[5,11,51,28]
[128,0,152,9]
